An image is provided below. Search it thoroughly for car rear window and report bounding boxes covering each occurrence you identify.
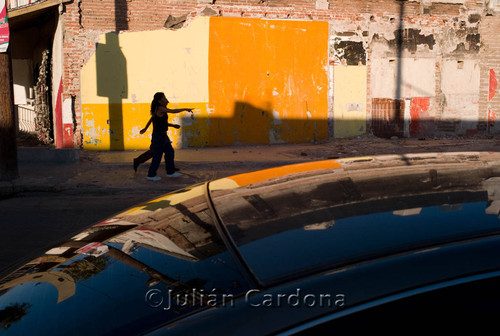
[209,171,500,285]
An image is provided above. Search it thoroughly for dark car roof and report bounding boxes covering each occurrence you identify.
[0,183,253,335]
[2,152,500,335]
[208,153,500,286]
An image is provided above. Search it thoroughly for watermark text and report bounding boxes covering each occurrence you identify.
[145,288,345,311]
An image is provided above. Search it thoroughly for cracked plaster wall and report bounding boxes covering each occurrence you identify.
[329,5,485,137]
[64,0,500,148]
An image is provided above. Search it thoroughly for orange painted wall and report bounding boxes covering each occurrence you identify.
[208,17,329,146]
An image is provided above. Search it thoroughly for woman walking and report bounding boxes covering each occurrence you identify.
[146,92,192,181]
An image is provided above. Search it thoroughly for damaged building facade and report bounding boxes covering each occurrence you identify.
[6,0,500,149]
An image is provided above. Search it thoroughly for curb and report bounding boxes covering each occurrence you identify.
[0,181,62,198]
[17,147,80,164]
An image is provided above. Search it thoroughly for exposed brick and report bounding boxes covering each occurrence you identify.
[58,0,500,146]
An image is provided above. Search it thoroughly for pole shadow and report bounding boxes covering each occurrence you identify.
[95,0,129,150]
[96,33,127,150]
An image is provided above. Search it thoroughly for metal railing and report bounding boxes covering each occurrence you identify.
[16,104,36,133]
[8,0,34,11]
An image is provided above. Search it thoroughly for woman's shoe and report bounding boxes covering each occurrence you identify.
[146,176,161,181]
[166,172,181,178]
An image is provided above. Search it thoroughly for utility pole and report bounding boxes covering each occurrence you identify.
[0,0,18,181]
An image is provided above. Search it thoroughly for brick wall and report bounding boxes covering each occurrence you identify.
[479,15,500,135]
[60,0,500,146]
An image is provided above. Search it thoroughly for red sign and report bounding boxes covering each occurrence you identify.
[0,0,8,52]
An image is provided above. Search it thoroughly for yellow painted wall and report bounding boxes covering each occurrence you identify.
[333,66,367,138]
[81,17,210,150]
[80,16,329,150]
[82,102,208,149]
[209,17,329,145]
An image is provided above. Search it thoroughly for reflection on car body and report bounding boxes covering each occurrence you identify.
[2,152,500,334]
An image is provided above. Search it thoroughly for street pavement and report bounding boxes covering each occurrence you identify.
[2,134,500,198]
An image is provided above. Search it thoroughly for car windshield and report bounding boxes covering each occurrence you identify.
[0,184,251,335]
[209,167,500,285]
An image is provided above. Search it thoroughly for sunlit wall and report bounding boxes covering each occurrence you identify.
[80,17,329,150]
[333,66,367,138]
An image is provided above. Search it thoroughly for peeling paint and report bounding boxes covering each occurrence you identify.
[129,126,143,138]
[409,97,431,137]
[269,127,285,144]
[488,106,496,128]
[468,13,481,24]
[370,29,437,57]
[452,33,480,54]
[389,29,436,54]
[78,11,500,147]
[84,138,102,146]
[332,40,366,65]
[441,28,481,55]
[268,130,276,144]
[272,109,282,123]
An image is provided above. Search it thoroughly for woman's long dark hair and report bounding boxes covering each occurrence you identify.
[150,92,165,115]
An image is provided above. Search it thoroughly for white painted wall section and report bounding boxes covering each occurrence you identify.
[63,98,72,124]
[441,60,480,122]
[12,59,31,105]
[370,58,435,99]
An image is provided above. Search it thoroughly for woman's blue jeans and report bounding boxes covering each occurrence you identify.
[147,132,176,177]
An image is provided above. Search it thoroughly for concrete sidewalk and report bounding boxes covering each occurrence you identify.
[0,142,317,197]
[2,135,500,198]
